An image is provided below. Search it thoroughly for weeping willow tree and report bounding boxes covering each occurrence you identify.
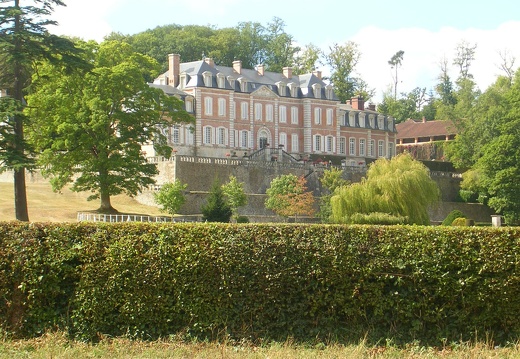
[331,153,440,225]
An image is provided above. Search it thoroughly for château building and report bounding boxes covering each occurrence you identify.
[147,54,397,165]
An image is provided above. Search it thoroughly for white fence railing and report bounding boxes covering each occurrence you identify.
[77,212,198,223]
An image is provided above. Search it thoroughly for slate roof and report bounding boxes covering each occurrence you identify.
[396,119,457,139]
[148,83,189,97]
[160,59,338,100]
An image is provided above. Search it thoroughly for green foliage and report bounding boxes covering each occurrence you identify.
[331,154,440,225]
[26,40,193,213]
[325,41,362,103]
[265,174,315,219]
[441,210,466,226]
[349,212,407,225]
[154,180,187,216]
[221,175,247,221]
[0,0,88,221]
[201,178,232,222]
[318,167,349,223]
[451,217,469,226]
[236,216,250,223]
[1,222,519,346]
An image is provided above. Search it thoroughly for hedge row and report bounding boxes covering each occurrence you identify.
[0,222,518,345]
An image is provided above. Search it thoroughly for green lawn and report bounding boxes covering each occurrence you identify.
[0,182,163,222]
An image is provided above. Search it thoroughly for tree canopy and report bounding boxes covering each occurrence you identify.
[265,174,315,219]
[222,175,248,221]
[26,40,193,213]
[331,154,440,225]
[154,180,187,216]
[0,0,86,220]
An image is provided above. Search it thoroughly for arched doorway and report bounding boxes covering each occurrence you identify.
[258,129,271,149]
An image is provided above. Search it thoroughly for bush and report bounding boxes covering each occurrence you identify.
[441,210,466,226]
[349,212,407,225]
[236,215,249,223]
[1,222,519,345]
[451,217,467,226]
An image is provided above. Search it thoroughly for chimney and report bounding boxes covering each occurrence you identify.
[422,116,427,123]
[282,66,292,79]
[233,60,242,74]
[257,64,265,76]
[168,54,180,87]
[204,57,214,67]
[312,70,322,80]
[350,95,364,111]
[368,103,376,111]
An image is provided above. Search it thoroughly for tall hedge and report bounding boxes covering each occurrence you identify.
[0,222,518,345]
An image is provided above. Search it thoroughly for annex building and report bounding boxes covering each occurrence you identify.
[147,54,397,166]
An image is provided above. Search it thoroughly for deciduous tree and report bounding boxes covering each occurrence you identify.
[326,41,362,103]
[388,50,404,100]
[331,153,439,225]
[265,174,315,220]
[26,40,193,213]
[154,180,187,217]
[222,175,247,221]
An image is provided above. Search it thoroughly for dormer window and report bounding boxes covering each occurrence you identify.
[325,85,333,100]
[179,73,187,89]
[288,83,298,97]
[238,77,248,92]
[203,71,212,87]
[217,73,225,89]
[312,83,322,99]
[378,116,385,130]
[276,81,286,96]
[227,76,236,89]
[359,112,365,127]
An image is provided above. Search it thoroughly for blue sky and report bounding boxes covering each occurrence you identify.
[51,0,520,103]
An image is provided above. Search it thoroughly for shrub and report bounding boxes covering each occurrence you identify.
[451,217,468,226]
[201,178,232,222]
[236,215,250,223]
[441,210,465,226]
[349,212,407,225]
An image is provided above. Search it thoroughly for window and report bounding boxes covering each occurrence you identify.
[314,135,322,152]
[349,113,355,127]
[217,127,226,145]
[266,104,273,122]
[172,126,180,144]
[240,130,249,148]
[378,140,384,157]
[203,126,213,144]
[241,102,248,120]
[359,113,365,127]
[255,103,262,120]
[279,132,287,148]
[218,98,226,116]
[326,136,334,152]
[339,137,346,154]
[326,109,333,125]
[359,138,366,156]
[217,73,225,88]
[388,142,394,158]
[204,97,213,116]
[314,107,322,125]
[378,116,385,130]
[291,133,299,153]
[185,99,193,113]
[368,139,375,157]
[312,83,321,98]
[291,107,298,124]
[325,85,333,99]
[279,106,287,123]
[203,71,212,87]
[369,115,375,128]
[185,126,194,145]
[349,138,356,156]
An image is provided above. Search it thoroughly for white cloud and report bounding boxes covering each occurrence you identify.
[51,0,123,41]
[345,22,520,103]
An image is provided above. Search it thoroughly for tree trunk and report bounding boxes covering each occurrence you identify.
[98,187,117,214]
[14,169,29,221]
[13,0,29,221]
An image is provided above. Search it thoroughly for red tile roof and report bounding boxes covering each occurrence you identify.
[396,119,457,139]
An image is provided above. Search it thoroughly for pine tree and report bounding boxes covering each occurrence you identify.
[201,178,232,222]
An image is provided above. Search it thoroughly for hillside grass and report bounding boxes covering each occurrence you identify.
[0,182,163,222]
